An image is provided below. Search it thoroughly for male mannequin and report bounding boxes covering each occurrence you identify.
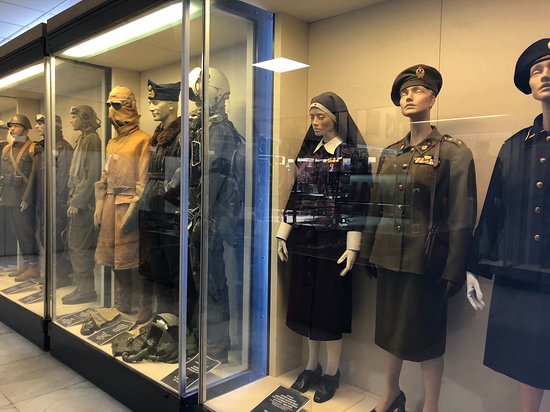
[0,114,42,281]
[137,79,182,324]
[62,106,102,304]
[34,114,73,287]
[94,86,151,314]
[188,67,241,362]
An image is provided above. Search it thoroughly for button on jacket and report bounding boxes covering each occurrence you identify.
[469,114,550,277]
[362,127,477,285]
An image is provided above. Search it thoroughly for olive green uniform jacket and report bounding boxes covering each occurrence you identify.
[361,127,477,285]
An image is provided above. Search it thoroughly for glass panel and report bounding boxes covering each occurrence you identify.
[201,0,272,406]
[51,1,186,394]
[0,62,46,318]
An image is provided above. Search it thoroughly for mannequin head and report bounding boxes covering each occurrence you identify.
[106,85,139,130]
[33,113,63,140]
[309,106,336,142]
[147,79,180,128]
[7,114,31,141]
[514,38,550,95]
[69,105,101,132]
[188,67,230,113]
[391,64,442,123]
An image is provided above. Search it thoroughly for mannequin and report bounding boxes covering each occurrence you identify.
[62,106,102,305]
[94,86,151,314]
[277,92,371,403]
[1,114,42,282]
[34,113,73,287]
[137,79,182,324]
[188,67,240,363]
[362,65,477,412]
[467,38,550,412]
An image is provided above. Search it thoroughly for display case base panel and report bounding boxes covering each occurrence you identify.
[0,292,46,349]
[205,367,381,412]
[49,324,196,412]
[0,263,44,318]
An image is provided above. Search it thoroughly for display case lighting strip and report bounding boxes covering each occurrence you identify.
[61,2,199,58]
[0,63,44,89]
[253,57,309,73]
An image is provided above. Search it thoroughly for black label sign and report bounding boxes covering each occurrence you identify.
[87,320,135,345]
[161,354,222,391]
[1,280,36,295]
[251,386,309,412]
[18,291,43,304]
[56,309,93,327]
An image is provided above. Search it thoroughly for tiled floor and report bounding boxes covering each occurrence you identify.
[0,321,130,412]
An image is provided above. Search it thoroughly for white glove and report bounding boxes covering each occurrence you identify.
[466,272,485,311]
[277,238,288,262]
[337,249,357,276]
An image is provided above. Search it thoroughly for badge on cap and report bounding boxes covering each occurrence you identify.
[548,40,550,50]
[147,84,156,99]
[416,66,425,79]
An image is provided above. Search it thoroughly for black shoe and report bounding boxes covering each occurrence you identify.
[291,364,322,393]
[63,290,97,305]
[313,370,340,403]
[370,390,406,412]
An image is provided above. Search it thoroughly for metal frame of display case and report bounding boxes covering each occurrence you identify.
[0,23,49,350]
[43,0,273,411]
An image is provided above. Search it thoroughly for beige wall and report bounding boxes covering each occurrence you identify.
[272,0,550,410]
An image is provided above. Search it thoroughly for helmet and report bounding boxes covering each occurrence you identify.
[70,105,101,129]
[188,67,230,109]
[7,114,32,130]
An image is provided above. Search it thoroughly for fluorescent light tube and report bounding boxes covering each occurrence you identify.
[0,63,43,89]
[253,57,309,73]
[61,3,187,58]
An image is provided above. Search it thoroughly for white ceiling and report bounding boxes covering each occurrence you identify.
[0,0,81,46]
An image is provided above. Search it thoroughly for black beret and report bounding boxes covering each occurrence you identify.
[147,79,181,102]
[514,38,550,94]
[391,64,443,106]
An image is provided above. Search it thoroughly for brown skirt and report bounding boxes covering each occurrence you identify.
[375,268,447,361]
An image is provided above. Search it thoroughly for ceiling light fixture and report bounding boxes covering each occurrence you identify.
[253,57,309,73]
[0,63,44,89]
[61,2,199,59]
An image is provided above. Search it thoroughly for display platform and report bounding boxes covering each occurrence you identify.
[204,367,381,412]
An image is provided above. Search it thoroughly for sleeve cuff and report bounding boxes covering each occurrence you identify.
[276,222,292,241]
[346,231,362,251]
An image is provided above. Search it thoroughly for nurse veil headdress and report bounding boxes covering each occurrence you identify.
[296,92,366,160]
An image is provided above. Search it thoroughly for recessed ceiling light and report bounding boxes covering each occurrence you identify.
[253,57,309,73]
[0,63,43,89]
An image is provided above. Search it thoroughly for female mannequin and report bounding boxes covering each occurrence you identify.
[362,65,477,412]
[467,38,550,412]
[277,92,371,403]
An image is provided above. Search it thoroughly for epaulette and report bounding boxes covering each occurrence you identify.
[442,135,464,146]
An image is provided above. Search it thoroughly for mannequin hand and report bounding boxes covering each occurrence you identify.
[67,205,79,218]
[466,272,485,310]
[94,200,104,231]
[337,249,357,276]
[443,279,461,300]
[120,203,138,234]
[20,200,29,212]
[277,238,288,262]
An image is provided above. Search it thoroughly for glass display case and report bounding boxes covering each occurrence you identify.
[44,0,272,410]
[0,24,48,349]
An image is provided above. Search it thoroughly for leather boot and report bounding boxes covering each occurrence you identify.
[14,264,40,282]
[114,269,133,314]
[63,272,96,305]
[9,263,29,278]
[135,277,153,324]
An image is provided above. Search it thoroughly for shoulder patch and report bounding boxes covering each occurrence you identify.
[442,135,463,146]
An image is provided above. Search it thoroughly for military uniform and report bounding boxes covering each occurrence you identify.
[468,114,550,389]
[362,127,477,361]
[0,138,42,263]
[67,128,102,292]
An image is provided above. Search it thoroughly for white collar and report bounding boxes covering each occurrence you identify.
[313,136,343,155]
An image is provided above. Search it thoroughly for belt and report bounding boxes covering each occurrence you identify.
[106,186,136,196]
